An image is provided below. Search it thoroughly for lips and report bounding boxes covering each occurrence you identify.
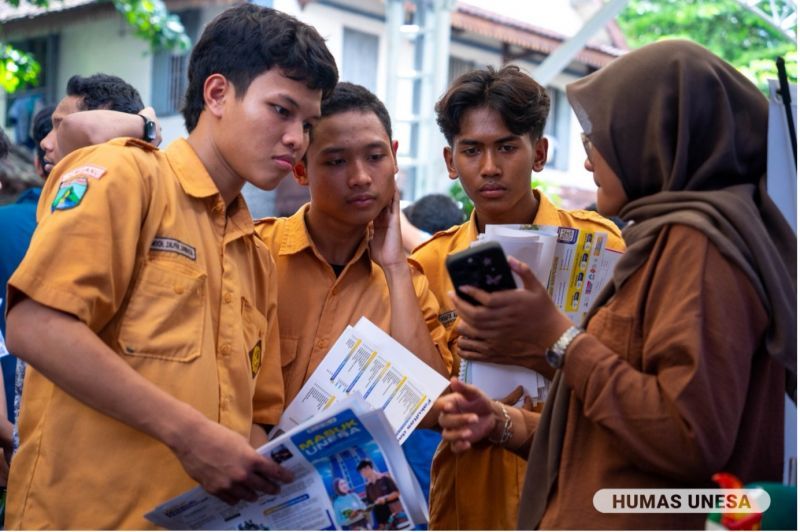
[478,182,506,198]
[272,155,295,171]
[347,193,378,206]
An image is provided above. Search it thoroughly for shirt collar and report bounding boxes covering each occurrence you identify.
[16,187,42,204]
[165,138,254,238]
[279,203,373,270]
[467,190,559,233]
[165,138,220,199]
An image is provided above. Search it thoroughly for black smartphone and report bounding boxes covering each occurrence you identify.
[446,241,516,305]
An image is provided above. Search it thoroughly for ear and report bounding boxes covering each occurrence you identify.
[443,146,458,180]
[293,162,309,186]
[532,136,549,172]
[391,140,399,173]
[203,74,232,118]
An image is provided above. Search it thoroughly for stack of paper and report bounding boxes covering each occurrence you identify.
[463,224,622,405]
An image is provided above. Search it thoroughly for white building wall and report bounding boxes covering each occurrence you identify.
[57,14,152,106]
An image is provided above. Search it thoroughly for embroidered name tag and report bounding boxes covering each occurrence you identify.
[150,237,197,261]
[60,164,107,182]
[438,310,457,327]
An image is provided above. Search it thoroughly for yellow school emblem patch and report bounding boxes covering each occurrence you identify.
[249,340,262,378]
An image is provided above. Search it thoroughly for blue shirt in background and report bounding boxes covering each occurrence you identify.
[0,187,41,422]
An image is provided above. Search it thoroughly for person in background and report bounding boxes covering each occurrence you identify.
[437,39,795,529]
[4,4,337,528]
[399,193,465,253]
[408,65,624,530]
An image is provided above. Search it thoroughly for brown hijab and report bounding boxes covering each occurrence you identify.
[519,40,797,529]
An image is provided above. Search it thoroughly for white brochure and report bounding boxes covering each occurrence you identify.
[271,317,449,445]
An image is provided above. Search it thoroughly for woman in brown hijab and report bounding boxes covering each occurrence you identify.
[435,40,796,529]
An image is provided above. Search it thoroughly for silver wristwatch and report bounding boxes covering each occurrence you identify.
[545,326,583,369]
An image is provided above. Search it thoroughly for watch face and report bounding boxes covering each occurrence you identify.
[546,348,562,369]
[144,120,157,141]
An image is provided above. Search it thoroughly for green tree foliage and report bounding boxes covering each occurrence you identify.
[1,0,190,93]
[618,0,797,91]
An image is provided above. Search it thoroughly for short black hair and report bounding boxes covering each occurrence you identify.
[66,74,144,113]
[317,82,392,140]
[0,128,9,160]
[183,4,339,132]
[32,105,55,170]
[435,65,550,145]
[356,459,374,471]
[404,193,465,234]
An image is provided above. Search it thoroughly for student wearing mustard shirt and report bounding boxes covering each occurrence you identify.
[408,65,625,530]
[3,5,337,528]
[256,83,450,408]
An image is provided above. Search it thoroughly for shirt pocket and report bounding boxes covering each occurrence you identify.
[118,260,206,362]
[588,305,637,364]
[280,335,299,369]
[241,297,268,378]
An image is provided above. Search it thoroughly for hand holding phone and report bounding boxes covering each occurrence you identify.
[446,241,516,305]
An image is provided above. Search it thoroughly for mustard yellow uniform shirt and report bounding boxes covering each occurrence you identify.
[255,204,452,404]
[408,190,625,530]
[6,138,283,530]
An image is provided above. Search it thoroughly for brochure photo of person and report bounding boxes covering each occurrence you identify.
[331,477,371,530]
[301,411,413,531]
[357,459,409,531]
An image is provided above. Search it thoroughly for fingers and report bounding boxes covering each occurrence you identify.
[498,385,524,406]
[438,410,479,430]
[507,256,540,291]
[254,457,294,484]
[522,395,536,412]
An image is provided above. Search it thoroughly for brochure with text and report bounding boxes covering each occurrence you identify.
[146,397,428,530]
[271,317,449,445]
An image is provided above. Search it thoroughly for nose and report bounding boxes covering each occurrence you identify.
[282,120,305,152]
[584,157,594,172]
[41,130,56,155]
[479,150,500,177]
[348,159,372,188]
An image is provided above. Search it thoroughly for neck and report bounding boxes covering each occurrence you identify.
[186,123,244,206]
[305,207,367,265]
[475,190,540,232]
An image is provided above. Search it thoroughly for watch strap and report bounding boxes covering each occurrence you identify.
[546,325,583,369]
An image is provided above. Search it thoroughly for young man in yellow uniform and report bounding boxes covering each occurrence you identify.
[3,5,337,528]
[408,66,625,530]
[256,82,450,408]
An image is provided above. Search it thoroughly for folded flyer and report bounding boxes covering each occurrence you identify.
[271,317,449,445]
[146,397,428,530]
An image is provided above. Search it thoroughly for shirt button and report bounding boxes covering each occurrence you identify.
[212,202,225,215]
[316,339,328,349]
[173,285,184,295]
[220,344,231,356]
[224,292,232,303]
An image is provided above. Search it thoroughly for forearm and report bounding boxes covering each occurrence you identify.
[59,110,144,154]
[383,264,447,376]
[7,299,207,454]
[487,402,537,456]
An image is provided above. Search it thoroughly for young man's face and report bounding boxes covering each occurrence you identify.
[40,95,82,174]
[300,110,397,229]
[216,68,322,191]
[358,466,377,481]
[444,106,547,224]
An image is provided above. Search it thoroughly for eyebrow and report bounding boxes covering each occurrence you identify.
[318,141,389,154]
[457,135,520,146]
